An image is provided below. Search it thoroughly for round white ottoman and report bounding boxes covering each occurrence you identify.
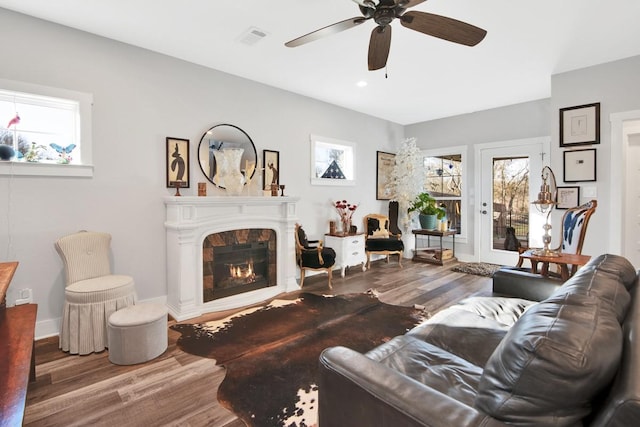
[107,303,168,365]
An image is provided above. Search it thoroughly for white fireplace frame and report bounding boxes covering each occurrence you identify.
[164,196,300,321]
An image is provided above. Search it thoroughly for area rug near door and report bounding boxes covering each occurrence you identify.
[171,292,425,427]
[450,262,504,277]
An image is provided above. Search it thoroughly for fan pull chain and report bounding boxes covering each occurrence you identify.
[385,65,388,79]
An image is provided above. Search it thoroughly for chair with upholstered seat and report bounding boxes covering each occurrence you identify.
[55,230,136,355]
[294,224,336,288]
[517,200,597,276]
[363,213,404,269]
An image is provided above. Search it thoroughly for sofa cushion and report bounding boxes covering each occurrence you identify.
[588,254,637,289]
[551,268,630,323]
[476,292,623,427]
[366,335,482,407]
[407,297,536,367]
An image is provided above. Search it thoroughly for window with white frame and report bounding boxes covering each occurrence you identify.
[0,79,93,177]
[422,146,466,236]
[310,134,356,186]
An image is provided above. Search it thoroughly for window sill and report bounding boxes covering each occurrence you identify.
[0,161,93,178]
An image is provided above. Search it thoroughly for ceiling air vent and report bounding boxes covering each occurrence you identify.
[237,27,269,46]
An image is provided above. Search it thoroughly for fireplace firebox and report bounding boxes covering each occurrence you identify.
[203,229,276,302]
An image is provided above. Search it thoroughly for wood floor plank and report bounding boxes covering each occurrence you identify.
[24,259,493,426]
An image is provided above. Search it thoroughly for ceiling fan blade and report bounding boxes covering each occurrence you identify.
[400,11,487,46]
[368,25,392,71]
[285,17,368,47]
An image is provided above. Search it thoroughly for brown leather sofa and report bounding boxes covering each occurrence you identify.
[319,254,640,426]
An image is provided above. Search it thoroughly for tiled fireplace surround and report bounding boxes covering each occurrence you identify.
[164,196,300,321]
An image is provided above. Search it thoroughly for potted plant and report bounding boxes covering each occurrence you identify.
[408,192,446,230]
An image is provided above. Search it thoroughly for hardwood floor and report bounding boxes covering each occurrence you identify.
[24,260,493,427]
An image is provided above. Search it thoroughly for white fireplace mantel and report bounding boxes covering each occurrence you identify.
[164,196,300,321]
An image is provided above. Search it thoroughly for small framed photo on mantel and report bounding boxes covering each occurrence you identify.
[166,137,190,189]
[263,150,279,191]
[560,102,600,147]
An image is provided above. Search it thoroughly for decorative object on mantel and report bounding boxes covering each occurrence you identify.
[214,148,245,196]
[243,159,257,196]
[166,137,190,189]
[386,137,425,230]
[263,149,279,192]
[560,102,600,147]
[172,292,424,427]
[173,181,182,197]
[197,182,207,197]
[197,124,257,193]
[279,184,286,196]
[334,199,358,235]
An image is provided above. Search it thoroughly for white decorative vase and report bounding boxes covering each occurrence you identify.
[214,148,245,196]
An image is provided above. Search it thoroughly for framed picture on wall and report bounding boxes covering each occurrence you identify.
[263,149,279,190]
[376,151,396,200]
[166,137,190,188]
[310,134,356,186]
[559,102,600,147]
[563,148,596,182]
[556,186,580,209]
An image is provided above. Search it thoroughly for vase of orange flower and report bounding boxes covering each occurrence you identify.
[334,200,358,235]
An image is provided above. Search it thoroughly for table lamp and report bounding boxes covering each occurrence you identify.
[531,166,559,257]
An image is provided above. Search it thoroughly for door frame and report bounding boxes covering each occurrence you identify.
[610,110,640,256]
[474,137,550,264]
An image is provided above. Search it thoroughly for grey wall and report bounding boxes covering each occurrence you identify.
[0,9,403,337]
[405,99,551,256]
[405,55,640,261]
[551,55,640,257]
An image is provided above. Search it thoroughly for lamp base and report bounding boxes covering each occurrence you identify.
[531,248,560,257]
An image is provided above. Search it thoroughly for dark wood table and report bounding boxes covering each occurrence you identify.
[411,229,457,265]
[1,261,38,427]
[517,250,591,281]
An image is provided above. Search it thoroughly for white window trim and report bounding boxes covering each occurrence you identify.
[0,78,93,178]
[421,145,468,244]
[310,134,356,186]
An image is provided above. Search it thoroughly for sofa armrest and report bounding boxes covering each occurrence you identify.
[319,346,507,427]
[492,268,563,301]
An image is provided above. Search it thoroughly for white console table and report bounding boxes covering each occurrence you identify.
[324,233,367,277]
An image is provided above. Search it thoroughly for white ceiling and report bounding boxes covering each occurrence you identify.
[1,0,640,125]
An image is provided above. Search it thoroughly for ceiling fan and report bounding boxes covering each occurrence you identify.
[285,0,487,71]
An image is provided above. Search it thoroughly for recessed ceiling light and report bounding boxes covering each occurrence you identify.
[356,81,368,88]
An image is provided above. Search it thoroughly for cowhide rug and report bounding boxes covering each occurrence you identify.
[171,292,425,427]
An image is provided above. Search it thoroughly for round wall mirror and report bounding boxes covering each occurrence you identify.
[197,124,257,188]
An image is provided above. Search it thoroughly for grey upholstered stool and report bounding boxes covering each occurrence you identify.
[107,303,168,365]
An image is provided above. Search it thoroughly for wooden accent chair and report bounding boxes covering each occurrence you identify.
[517,200,597,276]
[363,213,404,269]
[294,224,336,288]
[55,231,136,355]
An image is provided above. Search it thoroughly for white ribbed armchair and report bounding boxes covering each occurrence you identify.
[55,231,136,355]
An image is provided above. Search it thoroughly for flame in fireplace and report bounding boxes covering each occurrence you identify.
[229,260,256,282]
